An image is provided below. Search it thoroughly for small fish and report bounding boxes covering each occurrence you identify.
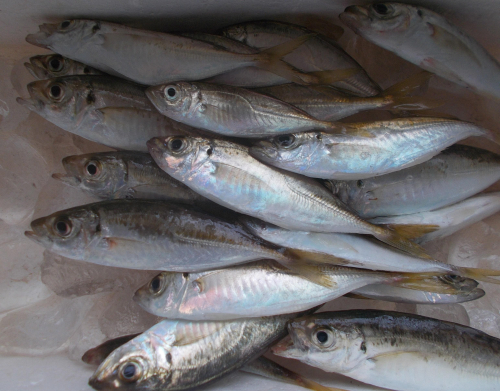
[24,200,308,273]
[340,3,500,100]
[147,136,433,259]
[16,76,198,150]
[221,20,381,96]
[52,151,215,206]
[88,312,311,390]
[273,310,500,391]
[134,260,462,320]
[25,54,103,79]
[329,145,500,218]
[146,81,364,139]
[26,19,315,85]
[250,117,498,180]
[350,279,485,304]
[371,192,500,243]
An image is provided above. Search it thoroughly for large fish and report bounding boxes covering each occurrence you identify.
[26,19,315,85]
[25,54,103,79]
[134,260,446,320]
[147,136,432,259]
[88,312,312,390]
[273,310,500,391]
[221,20,381,96]
[250,118,498,180]
[17,76,199,150]
[340,3,500,100]
[329,145,500,218]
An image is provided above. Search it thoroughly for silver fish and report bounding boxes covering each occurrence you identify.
[25,54,103,79]
[330,145,500,218]
[26,19,313,85]
[273,310,500,391]
[350,281,485,305]
[250,118,497,180]
[222,20,381,96]
[340,3,500,100]
[52,151,214,205]
[371,192,500,243]
[16,76,197,150]
[147,136,431,259]
[24,200,296,272]
[88,313,309,390]
[134,260,445,320]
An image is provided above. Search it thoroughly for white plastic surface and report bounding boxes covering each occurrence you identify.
[2,1,500,390]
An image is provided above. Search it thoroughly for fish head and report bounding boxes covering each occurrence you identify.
[250,132,318,166]
[147,136,213,180]
[25,205,101,259]
[221,25,248,44]
[89,329,175,390]
[26,19,102,51]
[272,316,366,373]
[340,3,416,39]
[53,153,128,199]
[25,54,74,79]
[146,82,198,119]
[134,272,187,316]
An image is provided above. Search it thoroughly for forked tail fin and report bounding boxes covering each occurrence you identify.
[373,224,435,259]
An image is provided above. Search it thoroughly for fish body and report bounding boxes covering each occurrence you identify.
[251,118,492,180]
[146,81,340,138]
[53,151,214,205]
[17,76,197,150]
[273,310,500,391]
[25,54,103,79]
[134,260,407,320]
[25,200,289,271]
[26,19,310,85]
[371,192,500,243]
[340,3,500,100]
[89,313,300,390]
[330,145,500,218]
[222,20,381,95]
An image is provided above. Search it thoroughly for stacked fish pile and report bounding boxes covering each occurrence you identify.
[15,3,500,390]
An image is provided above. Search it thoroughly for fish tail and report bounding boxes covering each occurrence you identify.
[460,267,500,284]
[307,68,360,85]
[384,223,441,241]
[389,272,463,294]
[254,34,317,85]
[373,225,433,259]
[296,377,349,391]
[383,71,434,97]
[483,128,500,146]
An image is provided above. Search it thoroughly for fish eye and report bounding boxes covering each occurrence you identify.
[313,328,335,348]
[119,361,142,382]
[357,180,364,188]
[167,137,187,153]
[372,3,392,15]
[85,160,101,177]
[59,20,73,29]
[48,55,64,72]
[165,86,178,100]
[276,134,296,149]
[48,83,65,101]
[54,219,72,237]
[149,274,164,295]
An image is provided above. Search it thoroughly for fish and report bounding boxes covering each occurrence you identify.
[146,81,367,139]
[25,54,103,79]
[133,260,462,320]
[255,71,439,121]
[16,76,198,150]
[349,280,485,305]
[83,335,345,391]
[250,117,498,180]
[88,312,312,390]
[221,20,381,96]
[371,192,500,243]
[329,145,500,218]
[147,136,434,259]
[24,199,314,274]
[272,310,500,391]
[339,3,500,100]
[26,19,316,85]
[241,217,500,282]
[52,151,217,206]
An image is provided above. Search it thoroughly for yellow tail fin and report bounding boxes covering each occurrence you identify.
[383,71,433,97]
[460,267,500,285]
[385,224,440,241]
[307,68,360,85]
[373,225,433,260]
[390,272,468,294]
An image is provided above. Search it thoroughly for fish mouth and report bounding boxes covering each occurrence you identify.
[24,61,47,79]
[147,137,168,161]
[271,335,303,359]
[249,141,278,162]
[52,172,81,186]
[24,230,45,246]
[26,23,58,48]
[145,85,166,112]
[16,97,44,112]
[339,6,369,30]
